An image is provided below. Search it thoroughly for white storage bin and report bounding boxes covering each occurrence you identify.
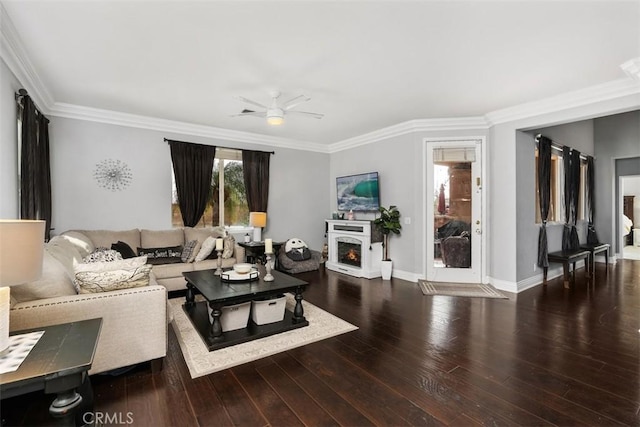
[251,295,286,325]
[208,301,251,332]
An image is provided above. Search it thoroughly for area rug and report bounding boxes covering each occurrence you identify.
[169,295,358,378]
[418,280,508,299]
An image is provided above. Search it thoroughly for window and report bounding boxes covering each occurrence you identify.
[535,148,586,224]
[172,148,248,227]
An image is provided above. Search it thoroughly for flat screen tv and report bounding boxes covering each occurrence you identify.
[336,172,380,212]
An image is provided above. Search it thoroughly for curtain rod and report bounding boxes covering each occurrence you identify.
[535,133,593,161]
[164,138,274,154]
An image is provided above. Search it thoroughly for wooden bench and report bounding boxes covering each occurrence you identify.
[544,249,590,289]
[580,243,610,278]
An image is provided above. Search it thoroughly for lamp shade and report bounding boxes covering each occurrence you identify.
[0,220,46,286]
[249,212,267,228]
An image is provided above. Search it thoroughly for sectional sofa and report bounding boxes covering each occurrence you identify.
[9,227,245,375]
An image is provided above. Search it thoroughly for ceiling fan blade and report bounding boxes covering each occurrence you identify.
[287,110,324,119]
[235,95,268,109]
[231,111,266,118]
[282,94,311,110]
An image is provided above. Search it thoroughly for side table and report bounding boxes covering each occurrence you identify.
[239,241,284,269]
[0,318,102,426]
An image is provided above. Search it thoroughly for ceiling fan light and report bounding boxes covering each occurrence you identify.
[267,115,284,126]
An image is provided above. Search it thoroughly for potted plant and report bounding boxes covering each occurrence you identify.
[373,205,402,280]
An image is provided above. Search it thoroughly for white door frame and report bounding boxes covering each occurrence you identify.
[422,137,488,283]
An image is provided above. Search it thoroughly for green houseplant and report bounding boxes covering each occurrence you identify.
[373,205,401,279]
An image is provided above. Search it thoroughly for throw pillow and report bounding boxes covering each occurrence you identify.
[83,248,123,263]
[111,241,137,259]
[285,238,311,261]
[222,235,235,259]
[75,264,152,294]
[187,241,201,262]
[74,256,148,273]
[194,236,216,262]
[58,231,95,258]
[137,245,183,261]
[181,240,199,263]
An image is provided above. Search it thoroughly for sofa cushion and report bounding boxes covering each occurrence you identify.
[79,229,141,252]
[151,261,194,279]
[111,241,137,258]
[141,229,184,248]
[10,250,78,303]
[58,231,95,258]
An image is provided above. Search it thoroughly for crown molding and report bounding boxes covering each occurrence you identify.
[49,102,330,153]
[485,78,640,126]
[0,2,54,112]
[328,117,489,153]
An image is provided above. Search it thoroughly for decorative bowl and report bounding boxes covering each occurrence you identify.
[233,263,253,274]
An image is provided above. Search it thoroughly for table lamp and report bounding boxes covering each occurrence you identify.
[0,220,46,354]
[249,212,267,242]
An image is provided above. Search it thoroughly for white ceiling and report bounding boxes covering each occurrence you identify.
[2,0,639,147]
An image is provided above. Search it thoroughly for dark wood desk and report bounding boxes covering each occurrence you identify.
[239,241,284,268]
[183,268,308,351]
[0,318,102,426]
[544,250,590,289]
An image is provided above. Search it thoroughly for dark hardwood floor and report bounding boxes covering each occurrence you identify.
[2,260,639,426]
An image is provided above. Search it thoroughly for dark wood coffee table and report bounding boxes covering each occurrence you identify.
[0,318,102,426]
[183,268,308,351]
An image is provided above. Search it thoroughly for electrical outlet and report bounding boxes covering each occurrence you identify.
[533,262,537,272]
[404,217,411,225]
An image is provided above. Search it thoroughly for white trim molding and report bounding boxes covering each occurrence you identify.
[49,102,329,153]
[0,2,54,111]
[621,57,640,81]
[485,78,640,126]
[329,117,489,153]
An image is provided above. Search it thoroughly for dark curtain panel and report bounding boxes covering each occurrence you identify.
[586,156,599,244]
[242,150,271,212]
[20,95,52,240]
[169,141,216,227]
[537,136,552,268]
[562,146,580,252]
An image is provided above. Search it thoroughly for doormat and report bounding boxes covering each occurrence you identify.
[418,280,508,299]
[169,295,358,378]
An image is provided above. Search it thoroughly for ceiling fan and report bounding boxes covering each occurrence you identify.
[233,90,324,125]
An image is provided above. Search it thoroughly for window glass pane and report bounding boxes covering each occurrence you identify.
[171,152,248,228]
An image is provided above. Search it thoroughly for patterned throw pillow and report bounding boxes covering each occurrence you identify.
[222,235,235,259]
[73,256,150,293]
[181,240,200,263]
[83,248,123,263]
[75,264,152,294]
[137,245,183,260]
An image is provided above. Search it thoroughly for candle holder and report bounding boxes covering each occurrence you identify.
[214,250,223,275]
[263,252,274,282]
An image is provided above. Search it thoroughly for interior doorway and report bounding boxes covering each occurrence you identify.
[424,138,484,283]
[620,175,640,260]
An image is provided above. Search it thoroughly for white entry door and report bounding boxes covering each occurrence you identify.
[425,139,483,283]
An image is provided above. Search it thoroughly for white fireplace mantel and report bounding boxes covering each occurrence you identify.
[325,220,382,279]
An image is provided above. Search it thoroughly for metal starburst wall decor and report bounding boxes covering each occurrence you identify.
[93,159,133,191]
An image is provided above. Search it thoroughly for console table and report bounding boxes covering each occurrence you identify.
[0,318,102,426]
[239,240,284,269]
